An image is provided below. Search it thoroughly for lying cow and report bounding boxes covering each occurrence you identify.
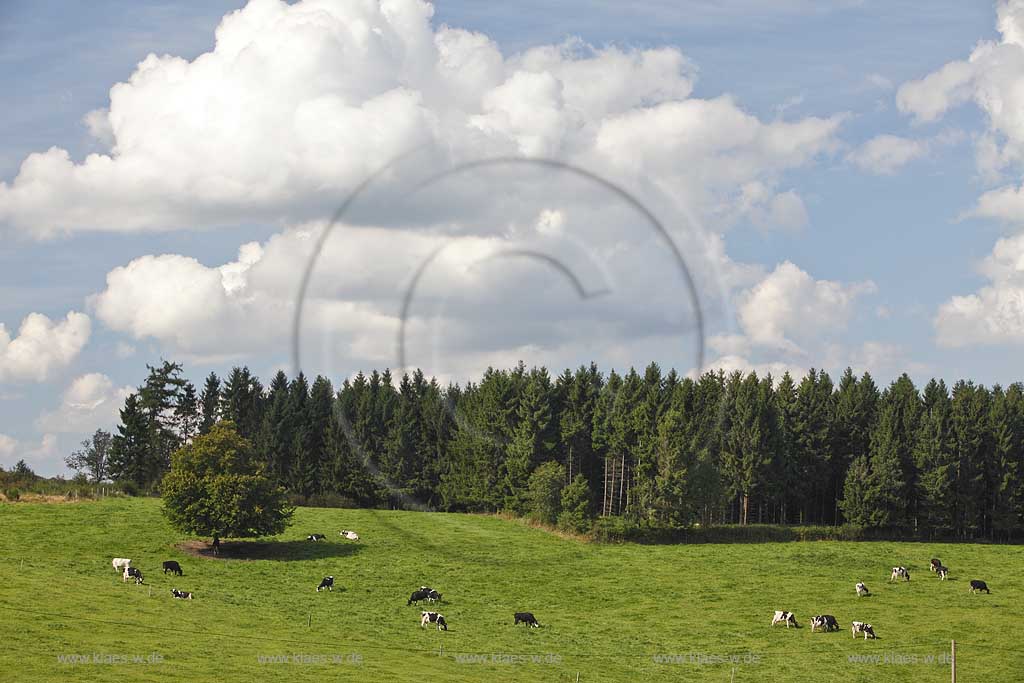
[771,610,799,628]
[123,566,143,584]
[855,581,870,597]
[307,534,326,541]
[810,615,839,632]
[112,558,131,572]
[890,566,910,582]
[937,566,949,580]
[514,612,541,628]
[421,611,448,631]
[851,621,877,640]
[339,530,359,541]
[408,589,430,606]
[162,560,183,576]
[171,589,193,600]
[930,558,942,573]
[317,576,334,592]
[969,580,990,594]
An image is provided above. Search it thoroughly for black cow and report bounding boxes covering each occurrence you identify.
[212,537,221,555]
[810,615,839,632]
[408,589,430,605]
[969,580,991,594]
[162,560,183,576]
[317,576,334,592]
[123,566,143,584]
[514,612,541,628]
[171,589,193,600]
[307,534,326,541]
[421,611,448,630]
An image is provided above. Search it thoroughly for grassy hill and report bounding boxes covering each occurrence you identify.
[0,498,1021,682]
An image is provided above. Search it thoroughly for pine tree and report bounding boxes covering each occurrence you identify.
[558,474,593,532]
[915,379,954,534]
[840,454,872,525]
[198,372,221,435]
[503,368,555,513]
[108,393,150,487]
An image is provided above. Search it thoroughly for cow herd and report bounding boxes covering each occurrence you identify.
[112,529,539,634]
[112,557,191,601]
[772,556,993,642]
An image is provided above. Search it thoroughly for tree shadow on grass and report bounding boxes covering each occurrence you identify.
[176,539,362,562]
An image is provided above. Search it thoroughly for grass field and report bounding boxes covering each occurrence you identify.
[1,498,1022,682]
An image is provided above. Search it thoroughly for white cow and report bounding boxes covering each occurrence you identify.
[339,530,359,541]
[890,566,910,582]
[112,558,132,572]
[851,621,876,639]
[771,610,799,628]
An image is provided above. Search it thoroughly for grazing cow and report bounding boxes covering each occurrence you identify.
[810,615,839,632]
[339,530,359,541]
[969,580,990,594]
[408,589,430,606]
[123,566,143,584]
[426,590,442,603]
[930,558,942,573]
[171,589,193,600]
[514,612,541,628]
[162,560,183,576]
[771,611,799,628]
[851,621,876,640]
[855,582,870,597]
[421,611,448,631]
[890,566,910,582]
[112,558,131,573]
[937,566,949,580]
[317,576,334,592]
[307,534,326,541]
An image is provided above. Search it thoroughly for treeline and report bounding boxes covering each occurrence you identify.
[94,361,1024,539]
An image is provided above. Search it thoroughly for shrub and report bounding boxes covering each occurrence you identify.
[4,488,21,502]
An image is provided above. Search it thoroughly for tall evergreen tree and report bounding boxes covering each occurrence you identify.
[198,372,221,435]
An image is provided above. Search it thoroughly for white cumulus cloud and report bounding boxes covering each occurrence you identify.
[0,311,91,383]
[36,373,133,434]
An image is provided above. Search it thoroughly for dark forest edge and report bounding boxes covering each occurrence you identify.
[22,359,1024,543]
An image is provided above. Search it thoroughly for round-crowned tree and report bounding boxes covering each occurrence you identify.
[162,421,293,546]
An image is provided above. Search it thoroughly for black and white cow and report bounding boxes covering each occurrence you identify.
[421,611,448,631]
[771,610,799,628]
[307,534,326,542]
[339,530,359,541]
[317,576,334,592]
[937,566,949,580]
[162,560,183,576]
[426,589,442,603]
[810,615,839,632]
[969,580,991,594]
[930,558,942,573]
[514,612,541,628]
[851,621,877,639]
[123,566,143,584]
[890,566,910,582]
[171,589,193,600]
[112,557,132,573]
[408,589,430,606]
[855,581,870,597]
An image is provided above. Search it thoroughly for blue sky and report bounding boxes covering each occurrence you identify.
[1,0,1022,475]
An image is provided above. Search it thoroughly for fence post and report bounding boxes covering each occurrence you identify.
[951,639,956,683]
